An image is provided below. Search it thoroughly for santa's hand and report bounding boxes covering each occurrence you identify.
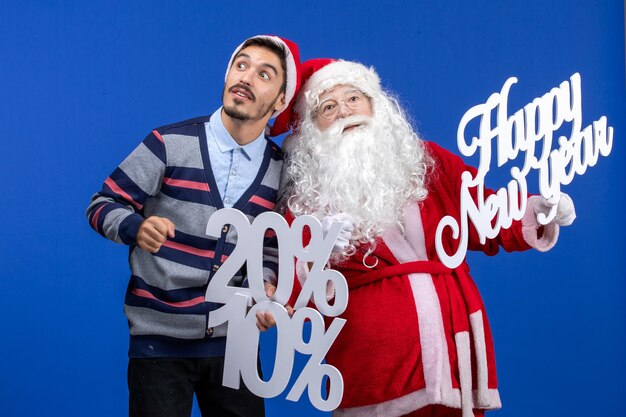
[533,192,576,226]
[321,213,355,253]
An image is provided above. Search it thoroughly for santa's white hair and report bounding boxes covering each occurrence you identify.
[280,61,434,265]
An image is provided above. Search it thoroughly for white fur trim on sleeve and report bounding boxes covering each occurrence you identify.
[521,196,560,251]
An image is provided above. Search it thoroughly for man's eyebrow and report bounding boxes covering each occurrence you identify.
[233,52,279,76]
[233,52,251,64]
[260,62,279,76]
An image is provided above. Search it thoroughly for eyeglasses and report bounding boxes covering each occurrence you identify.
[314,90,370,120]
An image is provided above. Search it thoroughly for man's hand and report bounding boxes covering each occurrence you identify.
[255,282,294,332]
[137,216,176,253]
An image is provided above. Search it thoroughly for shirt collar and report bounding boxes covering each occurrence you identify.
[209,107,267,160]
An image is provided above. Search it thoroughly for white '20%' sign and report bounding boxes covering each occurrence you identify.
[204,209,348,412]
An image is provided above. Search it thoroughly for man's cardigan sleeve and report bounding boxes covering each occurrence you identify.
[86,130,166,246]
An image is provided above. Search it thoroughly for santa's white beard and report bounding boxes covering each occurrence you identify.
[285,112,429,261]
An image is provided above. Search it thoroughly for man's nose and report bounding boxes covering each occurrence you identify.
[239,69,252,85]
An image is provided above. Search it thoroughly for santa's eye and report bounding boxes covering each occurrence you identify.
[320,101,338,116]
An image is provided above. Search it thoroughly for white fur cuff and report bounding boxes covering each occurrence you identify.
[522,196,560,251]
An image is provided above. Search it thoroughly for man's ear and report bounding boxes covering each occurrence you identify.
[274,92,286,112]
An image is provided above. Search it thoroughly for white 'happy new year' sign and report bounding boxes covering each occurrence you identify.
[436,73,613,268]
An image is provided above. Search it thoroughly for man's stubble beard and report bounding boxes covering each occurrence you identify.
[222,86,282,122]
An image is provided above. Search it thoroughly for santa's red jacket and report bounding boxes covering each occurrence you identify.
[287,142,558,417]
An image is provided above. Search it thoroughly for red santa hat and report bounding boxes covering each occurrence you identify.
[270,58,381,136]
[226,35,301,120]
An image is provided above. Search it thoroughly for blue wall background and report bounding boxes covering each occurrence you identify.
[1,1,624,416]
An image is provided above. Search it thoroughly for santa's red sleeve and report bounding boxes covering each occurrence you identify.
[426,141,559,255]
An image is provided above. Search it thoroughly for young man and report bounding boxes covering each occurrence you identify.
[86,35,300,417]
[277,59,576,417]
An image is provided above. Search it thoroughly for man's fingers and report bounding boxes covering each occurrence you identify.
[163,218,176,238]
[137,229,160,252]
[151,218,171,237]
[256,314,268,331]
[255,311,276,332]
[263,311,276,327]
[256,320,267,332]
[286,304,294,317]
[264,283,276,298]
[144,238,162,253]
[137,216,176,254]
[144,226,167,243]
[137,237,160,253]
[147,244,161,253]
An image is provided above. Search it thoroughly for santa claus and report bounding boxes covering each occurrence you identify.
[272,59,575,417]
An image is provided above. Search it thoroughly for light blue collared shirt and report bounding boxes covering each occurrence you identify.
[205,107,266,208]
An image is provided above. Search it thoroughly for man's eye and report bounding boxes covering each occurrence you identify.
[348,95,360,103]
[260,72,270,80]
[237,62,246,69]
[324,103,336,111]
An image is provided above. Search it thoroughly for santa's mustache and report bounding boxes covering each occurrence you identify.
[323,115,373,138]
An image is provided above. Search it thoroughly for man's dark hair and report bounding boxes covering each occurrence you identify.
[239,37,287,94]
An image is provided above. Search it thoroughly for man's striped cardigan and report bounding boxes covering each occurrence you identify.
[86,116,282,358]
